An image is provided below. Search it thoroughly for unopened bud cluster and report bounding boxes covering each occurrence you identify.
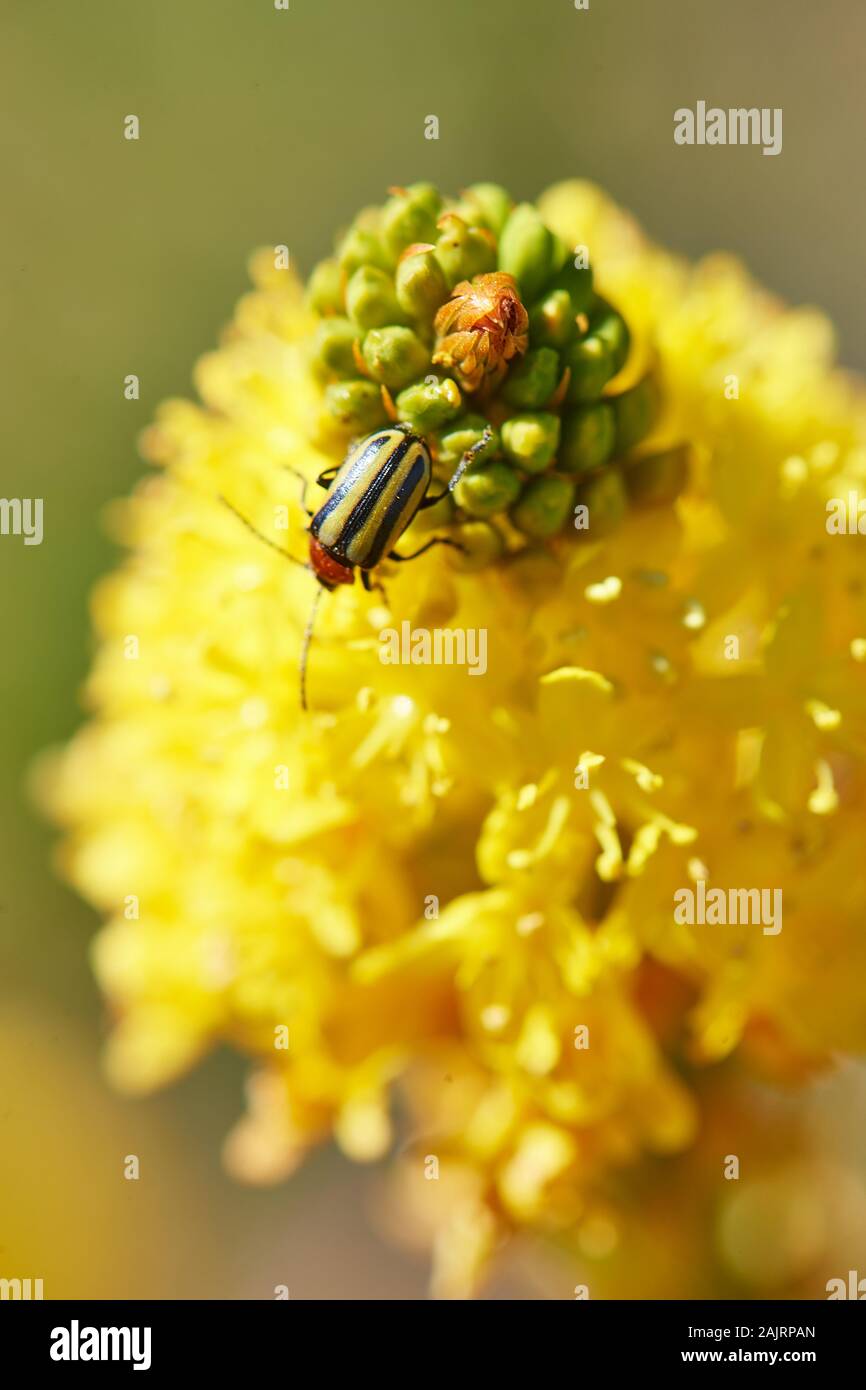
[307,182,686,563]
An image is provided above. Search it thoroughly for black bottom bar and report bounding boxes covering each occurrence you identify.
[1,1298,861,1374]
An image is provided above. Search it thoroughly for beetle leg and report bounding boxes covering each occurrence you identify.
[284,466,315,517]
[388,536,467,561]
[315,465,341,490]
[361,569,390,605]
[419,426,493,508]
[219,495,310,569]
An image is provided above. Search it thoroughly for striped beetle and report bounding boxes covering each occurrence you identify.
[221,422,492,709]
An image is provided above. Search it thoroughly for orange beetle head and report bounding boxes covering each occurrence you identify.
[309,537,355,589]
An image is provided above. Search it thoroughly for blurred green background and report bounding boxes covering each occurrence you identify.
[1,0,864,1297]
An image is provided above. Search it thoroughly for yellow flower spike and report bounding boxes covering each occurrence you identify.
[514,1005,562,1077]
[464,1082,520,1158]
[577,749,606,775]
[223,1070,314,1186]
[430,1200,499,1302]
[804,697,842,731]
[594,822,624,881]
[497,1122,578,1223]
[808,759,839,816]
[39,178,866,1294]
[103,1007,209,1095]
[620,756,663,793]
[584,574,623,605]
[334,1092,392,1163]
[539,665,614,697]
[555,920,604,995]
[626,813,697,877]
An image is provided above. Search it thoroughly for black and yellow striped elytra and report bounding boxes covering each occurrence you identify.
[311,426,432,571]
[220,421,492,708]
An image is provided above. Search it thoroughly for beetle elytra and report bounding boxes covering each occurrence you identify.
[221,423,492,709]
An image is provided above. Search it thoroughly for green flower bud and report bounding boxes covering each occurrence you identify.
[306,258,344,316]
[404,182,443,217]
[455,460,522,517]
[345,266,405,331]
[456,183,513,236]
[361,326,430,390]
[395,247,448,320]
[563,335,615,404]
[575,468,627,535]
[591,299,631,376]
[435,414,500,470]
[611,375,660,454]
[324,380,387,433]
[501,346,560,410]
[382,188,441,260]
[313,317,360,379]
[338,223,392,276]
[434,214,497,287]
[528,289,575,349]
[547,262,595,319]
[444,520,505,571]
[498,203,556,302]
[501,412,561,473]
[623,444,689,506]
[559,402,616,474]
[549,235,570,276]
[510,474,576,539]
[395,375,462,432]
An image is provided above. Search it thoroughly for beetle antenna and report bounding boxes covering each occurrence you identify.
[421,426,494,508]
[449,426,494,492]
[219,495,309,569]
[299,586,324,711]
